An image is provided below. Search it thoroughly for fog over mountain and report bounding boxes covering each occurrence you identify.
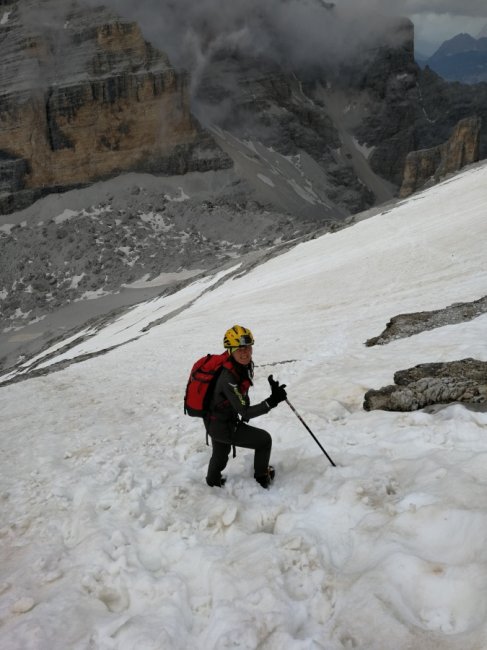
[10,0,486,98]
[407,0,485,15]
[79,0,411,83]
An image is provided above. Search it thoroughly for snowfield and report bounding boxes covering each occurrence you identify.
[1,164,487,649]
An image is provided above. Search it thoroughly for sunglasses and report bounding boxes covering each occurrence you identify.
[238,335,254,346]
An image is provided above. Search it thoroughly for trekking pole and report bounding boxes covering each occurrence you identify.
[286,399,336,467]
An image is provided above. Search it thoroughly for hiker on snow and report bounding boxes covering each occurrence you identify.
[205,325,287,489]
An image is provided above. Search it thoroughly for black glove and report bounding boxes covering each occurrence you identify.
[266,374,287,409]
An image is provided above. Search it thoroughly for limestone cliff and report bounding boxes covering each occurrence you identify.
[0,0,229,211]
[399,116,481,197]
[1,0,486,216]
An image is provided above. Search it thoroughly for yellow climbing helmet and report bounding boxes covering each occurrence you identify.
[223,324,255,349]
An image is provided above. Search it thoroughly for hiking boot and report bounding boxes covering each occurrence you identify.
[255,466,275,489]
[206,476,226,488]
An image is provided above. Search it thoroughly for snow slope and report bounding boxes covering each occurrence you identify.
[1,164,487,649]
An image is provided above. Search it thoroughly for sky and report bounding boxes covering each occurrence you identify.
[409,11,486,55]
[0,157,486,648]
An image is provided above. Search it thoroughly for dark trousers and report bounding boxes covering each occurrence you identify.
[206,421,272,482]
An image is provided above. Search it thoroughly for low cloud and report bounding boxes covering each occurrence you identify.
[399,1,486,18]
[80,0,413,78]
[337,0,486,19]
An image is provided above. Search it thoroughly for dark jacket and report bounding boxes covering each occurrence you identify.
[206,358,270,439]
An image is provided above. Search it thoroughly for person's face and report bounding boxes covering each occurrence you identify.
[232,345,253,365]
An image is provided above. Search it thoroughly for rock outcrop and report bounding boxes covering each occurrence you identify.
[399,116,481,197]
[0,0,229,213]
[364,359,487,411]
[366,295,487,346]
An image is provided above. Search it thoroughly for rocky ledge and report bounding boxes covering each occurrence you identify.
[364,358,487,411]
[366,295,487,346]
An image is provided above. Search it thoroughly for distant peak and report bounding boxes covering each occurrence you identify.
[431,32,479,58]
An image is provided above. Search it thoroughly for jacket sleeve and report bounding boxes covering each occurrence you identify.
[219,369,271,421]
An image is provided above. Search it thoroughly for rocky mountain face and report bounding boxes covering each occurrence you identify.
[0,1,485,217]
[0,0,229,213]
[399,116,481,197]
[193,15,485,210]
[415,67,487,159]
[194,52,377,215]
[344,41,485,191]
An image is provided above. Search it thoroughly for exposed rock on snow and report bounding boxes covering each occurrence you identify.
[394,359,487,385]
[364,359,487,411]
[366,295,487,346]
